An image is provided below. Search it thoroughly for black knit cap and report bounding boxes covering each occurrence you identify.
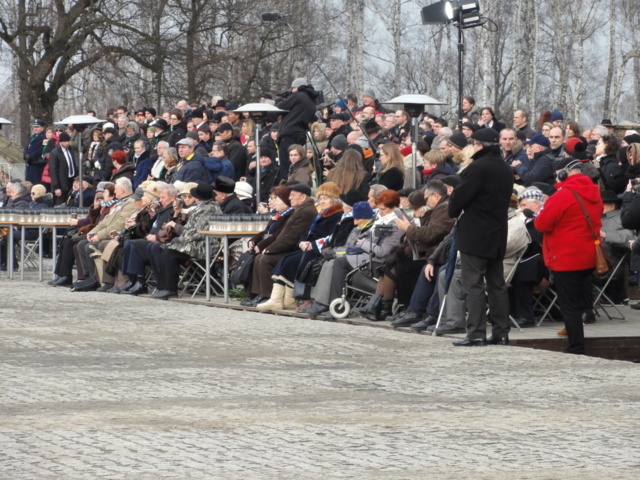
[470,127,499,143]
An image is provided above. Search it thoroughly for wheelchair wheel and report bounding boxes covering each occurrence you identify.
[330,298,351,319]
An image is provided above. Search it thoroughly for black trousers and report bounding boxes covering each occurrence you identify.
[553,269,593,355]
[460,253,509,340]
[156,247,190,291]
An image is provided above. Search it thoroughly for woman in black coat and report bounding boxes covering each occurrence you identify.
[477,107,506,133]
[376,142,405,191]
[596,135,626,194]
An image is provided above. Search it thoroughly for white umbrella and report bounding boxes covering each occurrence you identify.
[0,117,13,125]
[56,115,106,125]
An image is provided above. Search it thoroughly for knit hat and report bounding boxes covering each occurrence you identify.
[215,122,233,133]
[289,183,312,196]
[331,134,348,151]
[517,187,543,202]
[564,137,584,155]
[550,109,564,122]
[291,77,307,88]
[448,131,468,150]
[234,181,253,199]
[363,90,376,100]
[408,190,426,209]
[315,181,341,200]
[470,127,499,143]
[58,132,71,142]
[335,98,348,110]
[31,184,46,198]
[102,127,117,135]
[352,201,375,220]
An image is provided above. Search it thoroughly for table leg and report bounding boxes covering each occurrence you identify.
[223,235,229,303]
[20,225,25,281]
[205,234,210,302]
[38,226,43,281]
[51,227,58,280]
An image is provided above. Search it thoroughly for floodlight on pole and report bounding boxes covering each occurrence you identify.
[421,1,484,129]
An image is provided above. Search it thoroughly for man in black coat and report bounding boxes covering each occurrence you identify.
[23,119,47,185]
[276,78,318,179]
[213,176,252,214]
[448,128,514,346]
[49,132,78,206]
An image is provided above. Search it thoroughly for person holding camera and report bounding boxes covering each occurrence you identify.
[275,78,319,180]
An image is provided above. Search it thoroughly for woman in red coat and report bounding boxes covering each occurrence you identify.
[534,160,603,355]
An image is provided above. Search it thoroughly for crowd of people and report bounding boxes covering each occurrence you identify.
[3,82,640,355]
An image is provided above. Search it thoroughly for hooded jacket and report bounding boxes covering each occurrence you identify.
[534,173,603,271]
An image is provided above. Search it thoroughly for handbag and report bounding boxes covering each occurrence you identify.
[297,256,324,287]
[230,250,255,286]
[571,191,611,275]
[157,223,175,243]
[293,252,312,300]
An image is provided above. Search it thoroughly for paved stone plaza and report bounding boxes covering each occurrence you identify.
[1,279,639,479]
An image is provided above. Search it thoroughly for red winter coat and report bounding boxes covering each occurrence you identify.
[534,173,603,271]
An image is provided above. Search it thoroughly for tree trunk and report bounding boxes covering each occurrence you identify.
[602,1,616,119]
[17,0,29,145]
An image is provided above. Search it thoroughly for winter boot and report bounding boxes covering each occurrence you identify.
[282,286,298,310]
[257,283,285,311]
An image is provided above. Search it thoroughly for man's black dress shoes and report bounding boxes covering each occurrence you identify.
[452,337,487,347]
[487,335,509,345]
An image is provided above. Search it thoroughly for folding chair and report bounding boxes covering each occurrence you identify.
[504,245,529,332]
[178,258,224,298]
[533,281,559,327]
[592,252,629,322]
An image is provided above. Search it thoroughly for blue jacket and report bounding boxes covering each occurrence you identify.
[133,154,154,189]
[201,156,235,183]
[173,153,208,183]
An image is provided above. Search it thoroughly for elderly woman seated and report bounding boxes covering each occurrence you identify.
[240,186,294,306]
[257,182,344,311]
[301,200,376,316]
[247,183,317,307]
[148,180,222,299]
[314,190,405,319]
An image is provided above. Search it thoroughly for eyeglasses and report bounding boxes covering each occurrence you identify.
[30,192,37,195]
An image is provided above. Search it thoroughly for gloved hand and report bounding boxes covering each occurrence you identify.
[323,248,336,260]
[346,246,366,255]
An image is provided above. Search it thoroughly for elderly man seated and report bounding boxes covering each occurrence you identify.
[149,180,222,299]
[72,178,137,291]
[118,182,177,295]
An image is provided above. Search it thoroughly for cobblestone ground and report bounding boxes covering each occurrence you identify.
[1,279,639,479]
